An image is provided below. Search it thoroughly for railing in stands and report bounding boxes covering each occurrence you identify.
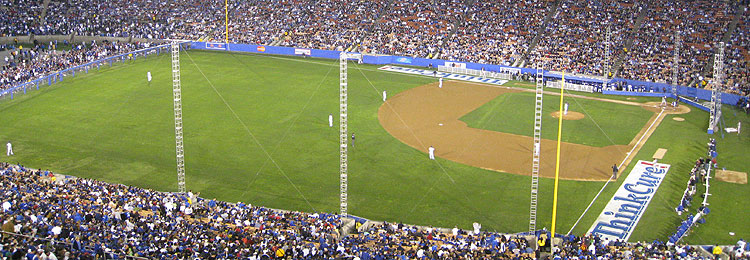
[0,42,190,100]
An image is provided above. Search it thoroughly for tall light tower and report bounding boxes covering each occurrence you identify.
[171,42,186,193]
[529,63,544,232]
[339,52,350,217]
[708,42,725,134]
[672,33,681,98]
[604,23,611,78]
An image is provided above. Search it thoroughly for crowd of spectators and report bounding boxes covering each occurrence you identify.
[725,6,750,96]
[439,0,550,66]
[3,0,222,40]
[528,0,636,76]
[3,162,750,259]
[1,41,149,91]
[0,0,44,37]
[1,0,749,96]
[621,0,735,88]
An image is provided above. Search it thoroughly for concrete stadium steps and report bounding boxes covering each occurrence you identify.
[355,0,394,53]
[428,17,462,59]
[517,0,561,67]
[270,31,285,46]
[37,0,52,23]
[611,2,649,78]
[427,0,468,59]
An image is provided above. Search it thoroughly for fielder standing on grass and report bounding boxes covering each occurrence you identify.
[351,133,355,147]
[382,90,387,102]
[6,141,12,156]
[328,113,333,127]
[147,71,152,86]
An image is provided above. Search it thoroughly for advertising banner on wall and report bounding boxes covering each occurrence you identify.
[294,48,311,55]
[206,42,227,50]
[378,66,508,86]
[587,160,671,241]
[394,57,413,64]
[444,62,466,69]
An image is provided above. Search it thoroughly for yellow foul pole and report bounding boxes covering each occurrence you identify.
[550,72,565,253]
[225,0,229,43]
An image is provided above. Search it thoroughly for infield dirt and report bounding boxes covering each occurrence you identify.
[378,81,688,181]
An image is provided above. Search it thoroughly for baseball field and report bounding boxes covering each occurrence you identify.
[0,49,748,243]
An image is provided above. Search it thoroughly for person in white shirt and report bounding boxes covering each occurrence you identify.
[46,251,58,260]
[328,114,333,127]
[382,90,387,102]
[472,222,481,235]
[439,77,443,88]
[147,71,152,86]
[428,146,435,160]
[6,141,12,156]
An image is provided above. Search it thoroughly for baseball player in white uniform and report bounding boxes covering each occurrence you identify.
[382,90,387,102]
[563,102,569,115]
[6,142,13,156]
[439,78,443,88]
[428,146,435,160]
[147,71,152,86]
[328,114,333,127]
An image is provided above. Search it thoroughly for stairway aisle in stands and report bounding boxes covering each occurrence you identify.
[517,0,561,68]
[611,2,649,78]
[356,0,394,53]
[429,0,470,59]
[38,0,51,24]
[699,2,745,79]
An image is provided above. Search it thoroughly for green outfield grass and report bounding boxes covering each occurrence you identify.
[459,91,654,147]
[0,50,748,243]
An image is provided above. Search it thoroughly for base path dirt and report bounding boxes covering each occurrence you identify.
[380,81,636,181]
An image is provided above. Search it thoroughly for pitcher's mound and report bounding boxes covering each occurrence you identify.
[551,111,584,120]
[715,170,748,184]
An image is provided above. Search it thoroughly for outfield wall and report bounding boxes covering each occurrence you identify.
[0,35,168,45]
[192,42,746,107]
[0,42,185,99]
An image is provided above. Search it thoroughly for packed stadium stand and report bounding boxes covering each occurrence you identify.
[1,0,749,96]
[3,163,749,259]
[2,0,750,259]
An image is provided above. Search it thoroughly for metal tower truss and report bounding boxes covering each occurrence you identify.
[529,65,544,232]
[604,23,611,78]
[171,42,186,193]
[709,42,724,134]
[339,52,349,217]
